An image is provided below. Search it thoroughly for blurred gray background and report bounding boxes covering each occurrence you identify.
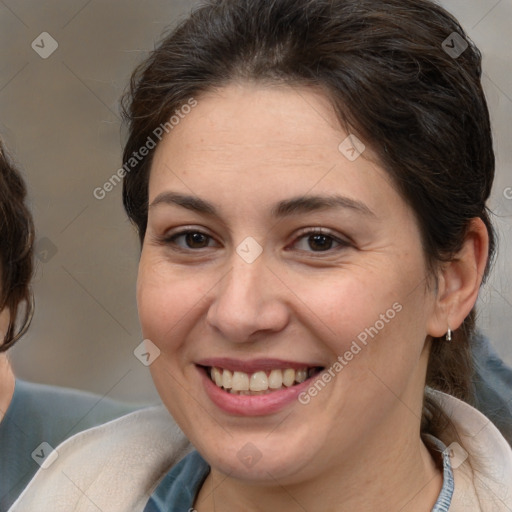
[0,0,511,404]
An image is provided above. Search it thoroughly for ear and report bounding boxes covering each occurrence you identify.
[427,218,489,338]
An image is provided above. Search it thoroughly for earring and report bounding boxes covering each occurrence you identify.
[445,328,452,342]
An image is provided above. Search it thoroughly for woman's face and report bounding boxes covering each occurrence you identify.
[137,83,440,484]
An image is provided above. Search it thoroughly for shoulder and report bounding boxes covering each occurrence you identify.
[9,406,192,512]
[428,388,512,511]
[14,379,139,429]
[0,380,141,509]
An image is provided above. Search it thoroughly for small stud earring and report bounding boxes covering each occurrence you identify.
[445,328,452,341]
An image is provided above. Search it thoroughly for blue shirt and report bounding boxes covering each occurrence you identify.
[427,435,455,512]
[144,451,209,512]
[0,379,138,510]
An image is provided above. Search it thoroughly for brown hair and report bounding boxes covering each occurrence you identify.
[121,0,496,431]
[0,140,35,351]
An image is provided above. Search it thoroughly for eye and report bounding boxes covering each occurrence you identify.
[163,230,217,250]
[291,229,349,253]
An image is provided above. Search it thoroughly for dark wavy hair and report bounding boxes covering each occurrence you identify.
[121,0,496,434]
[0,140,35,351]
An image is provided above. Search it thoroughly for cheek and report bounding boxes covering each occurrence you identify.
[136,252,216,351]
[288,261,431,374]
[282,267,404,347]
[136,258,189,345]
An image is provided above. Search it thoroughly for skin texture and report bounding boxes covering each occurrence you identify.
[137,83,488,511]
[0,307,15,422]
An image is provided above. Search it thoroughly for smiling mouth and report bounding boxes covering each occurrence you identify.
[203,366,324,395]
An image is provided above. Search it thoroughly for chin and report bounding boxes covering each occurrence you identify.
[194,428,325,484]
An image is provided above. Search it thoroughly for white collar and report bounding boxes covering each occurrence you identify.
[427,388,512,510]
[10,391,512,511]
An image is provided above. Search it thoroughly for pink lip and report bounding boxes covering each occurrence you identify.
[197,365,318,416]
[196,357,321,374]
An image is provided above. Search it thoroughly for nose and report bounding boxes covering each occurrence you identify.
[205,254,289,343]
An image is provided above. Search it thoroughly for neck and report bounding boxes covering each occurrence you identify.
[195,396,442,512]
[0,353,15,422]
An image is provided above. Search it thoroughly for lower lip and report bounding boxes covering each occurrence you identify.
[198,366,315,416]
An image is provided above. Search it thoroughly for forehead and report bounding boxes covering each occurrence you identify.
[159,84,341,159]
[148,82,397,215]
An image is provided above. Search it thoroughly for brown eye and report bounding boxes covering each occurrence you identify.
[307,234,333,251]
[184,232,210,249]
[292,229,349,253]
[163,230,216,250]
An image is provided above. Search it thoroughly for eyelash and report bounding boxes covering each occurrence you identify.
[159,230,218,251]
[291,227,350,253]
[158,227,351,254]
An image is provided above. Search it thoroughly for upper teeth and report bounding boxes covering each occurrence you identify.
[210,367,310,392]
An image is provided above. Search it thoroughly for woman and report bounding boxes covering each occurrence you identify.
[10,0,512,510]
[0,140,137,510]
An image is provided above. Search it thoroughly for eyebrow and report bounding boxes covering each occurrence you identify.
[150,192,217,215]
[149,192,375,217]
[272,194,375,217]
